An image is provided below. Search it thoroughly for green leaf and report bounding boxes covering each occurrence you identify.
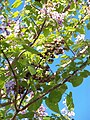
[61,54,69,59]
[49,89,62,103]
[25,5,32,10]
[12,11,19,18]
[28,94,42,111]
[43,116,51,120]
[19,81,28,87]
[43,28,49,37]
[28,65,36,75]
[45,84,67,113]
[70,2,76,11]
[45,98,60,113]
[23,45,40,55]
[12,0,22,8]
[18,112,34,119]
[80,70,90,78]
[87,22,90,30]
[66,92,74,111]
[0,73,6,88]
[48,84,67,103]
[76,27,85,34]
[62,72,68,79]
[70,75,83,87]
[66,27,76,32]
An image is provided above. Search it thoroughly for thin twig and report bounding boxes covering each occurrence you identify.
[29,18,47,46]
[63,0,78,13]
[12,18,46,66]
[64,40,75,56]
[18,89,29,109]
[11,111,18,120]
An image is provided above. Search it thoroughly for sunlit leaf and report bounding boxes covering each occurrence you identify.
[12,0,22,8]
[45,98,60,113]
[28,65,36,75]
[66,92,74,111]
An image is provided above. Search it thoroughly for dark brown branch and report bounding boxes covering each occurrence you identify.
[1,50,17,84]
[19,56,89,112]
[63,0,78,13]
[0,49,19,111]
[29,18,47,46]
[12,18,46,66]
[64,40,75,56]
[18,89,29,109]
[11,112,18,120]
[63,2,72,13]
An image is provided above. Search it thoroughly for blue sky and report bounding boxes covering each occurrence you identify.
[6,0,90,119]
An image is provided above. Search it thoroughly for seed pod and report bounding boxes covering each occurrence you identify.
[47,48,51,52]
[60,39,65,44]
[48,58,54,63]
[56,43,61,47]
[18,86,25,94]
[24,72,31,79]
[50,47,55,51]
[50,54,55,58]
[59,48,64,54]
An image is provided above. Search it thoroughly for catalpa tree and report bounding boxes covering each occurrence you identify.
[0,0,90,120]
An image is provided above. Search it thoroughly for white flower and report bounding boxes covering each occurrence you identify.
[87,0,90,5]
[34,104,48,119]
[14,20,20,36]
[75,34,85,43]
[68,111,75,117]
[86,5,90,16]
[76,34,85,40]
[61,107,68,115]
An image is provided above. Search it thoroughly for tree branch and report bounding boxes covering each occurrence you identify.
[1,50,17,84]
[12,18,46,66]
[63,0,78,13]
[11,111,18,120]
[19,56,89,112]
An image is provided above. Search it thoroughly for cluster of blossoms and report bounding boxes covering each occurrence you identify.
[61,98,75,119]
[0,15,25,37]
[87,0,90,5]
[39,3,65,25]
[34,104,48,120]
[19,104,47,120]
[5,80,16,96]
[0,15,11,36]
[75,34,85,44]
[86,5,90,16]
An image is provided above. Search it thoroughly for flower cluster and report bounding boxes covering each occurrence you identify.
[75,34,85,44]
[87,0,90,5]
[0,15,26,37]
[5,80,16,96]
[19,104,47,120]
[39,3,65,25]
[86,5,90,16]
[61,98,75,119]
[0,15,11,36]
[34,104,48,120]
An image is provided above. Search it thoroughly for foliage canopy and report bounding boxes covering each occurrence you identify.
[0,0,90,119]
